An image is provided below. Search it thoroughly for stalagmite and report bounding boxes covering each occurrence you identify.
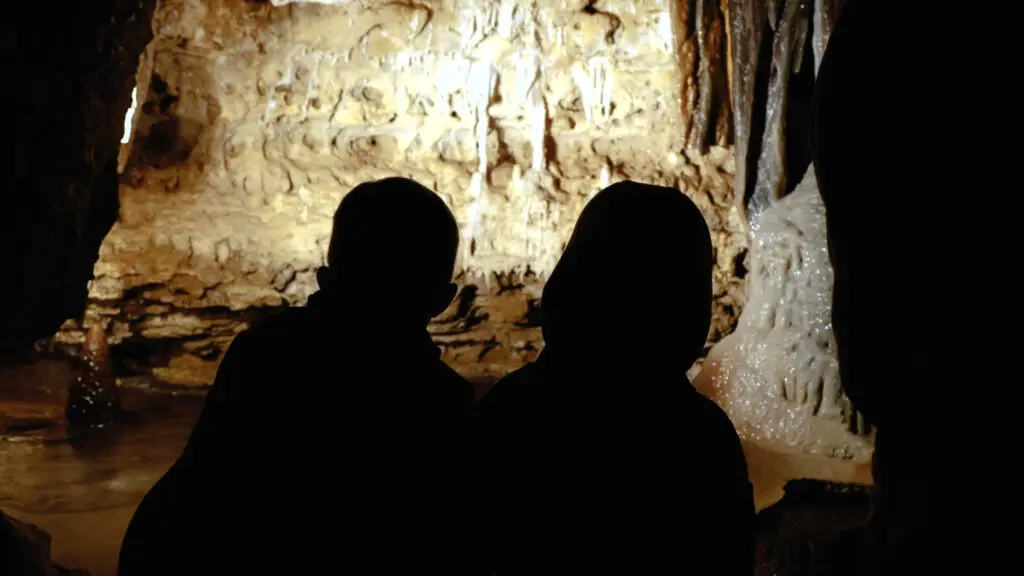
[67,324,121,430]
[727,0,767,224]
[698,0,869,461]
[748,0,810,224]
[694,169,872,460]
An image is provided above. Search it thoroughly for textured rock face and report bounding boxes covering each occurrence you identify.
[692,0,870,461]
[0,0,157,353]
[694,170,873,461]
[58,0,748,386]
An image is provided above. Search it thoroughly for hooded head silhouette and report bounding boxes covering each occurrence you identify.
[540,181,713,371]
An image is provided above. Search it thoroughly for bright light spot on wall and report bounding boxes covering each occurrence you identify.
[121,87,138,144]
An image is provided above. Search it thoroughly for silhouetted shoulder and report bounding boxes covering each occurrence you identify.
[690,389,751,494]
[693,391,740,437]
[478,361,542,418]
[437,355,475,404]
[236,307,315,348]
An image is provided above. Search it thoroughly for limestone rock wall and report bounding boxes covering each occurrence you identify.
[57,0,747,387]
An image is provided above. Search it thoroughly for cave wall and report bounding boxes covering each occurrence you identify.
[57,0,747,386]
[0,1,158,353]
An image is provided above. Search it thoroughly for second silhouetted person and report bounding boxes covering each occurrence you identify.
[479,181,755,575]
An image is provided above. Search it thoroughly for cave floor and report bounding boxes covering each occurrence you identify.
[1,362,871,576]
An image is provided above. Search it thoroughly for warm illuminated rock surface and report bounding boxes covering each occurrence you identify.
[694,170,873,461]
[30,0,867,462]
[58,0,747,385]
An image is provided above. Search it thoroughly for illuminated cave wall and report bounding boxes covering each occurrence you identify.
[57,0,747,386]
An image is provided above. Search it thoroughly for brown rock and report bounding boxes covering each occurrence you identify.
[66,325,121,429]
[52,0,745,388]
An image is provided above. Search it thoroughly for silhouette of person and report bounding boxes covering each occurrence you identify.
[119,177,475,575]
[478,181,754,575]
[811,2,948,573]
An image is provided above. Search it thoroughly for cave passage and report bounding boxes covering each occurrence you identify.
[1,1,869,574]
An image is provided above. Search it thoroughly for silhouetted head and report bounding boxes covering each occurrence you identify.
[315,177,459,326]
[541,181,713,369]
[811,0,939,432]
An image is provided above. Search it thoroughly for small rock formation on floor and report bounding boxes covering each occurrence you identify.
[66,325,121,430]
[1,509,90,576]
[755,479,871,576]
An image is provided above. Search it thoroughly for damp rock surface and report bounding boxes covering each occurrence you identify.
[62,0,747,386]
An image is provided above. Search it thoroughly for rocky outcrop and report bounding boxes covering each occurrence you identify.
[755,479,871,576]
[0,1,157,354]
[0,510,89,576]
[57,0,748,386]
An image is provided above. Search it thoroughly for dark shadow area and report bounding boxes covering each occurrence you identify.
[755,480,871,576]
[126,72,215,171]
[783,21,817,198]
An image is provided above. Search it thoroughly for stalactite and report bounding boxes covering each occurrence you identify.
[812,0,842,72]
[747,0,809,225]
[691,0,714,152]
[574,56,613,126]
[726,0,766,225]
[766,0,780,30]
[464,57,496,264]
[792,6,809,73]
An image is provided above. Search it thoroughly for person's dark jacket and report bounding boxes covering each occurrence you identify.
[478,182,755,575]
[119,289,475,575]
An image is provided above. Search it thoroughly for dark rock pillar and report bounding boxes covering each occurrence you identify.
[0,0,157,353]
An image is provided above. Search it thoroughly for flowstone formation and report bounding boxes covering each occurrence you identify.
[57,0,747,386]
[695,0,872,460]
[695,170,871,460]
